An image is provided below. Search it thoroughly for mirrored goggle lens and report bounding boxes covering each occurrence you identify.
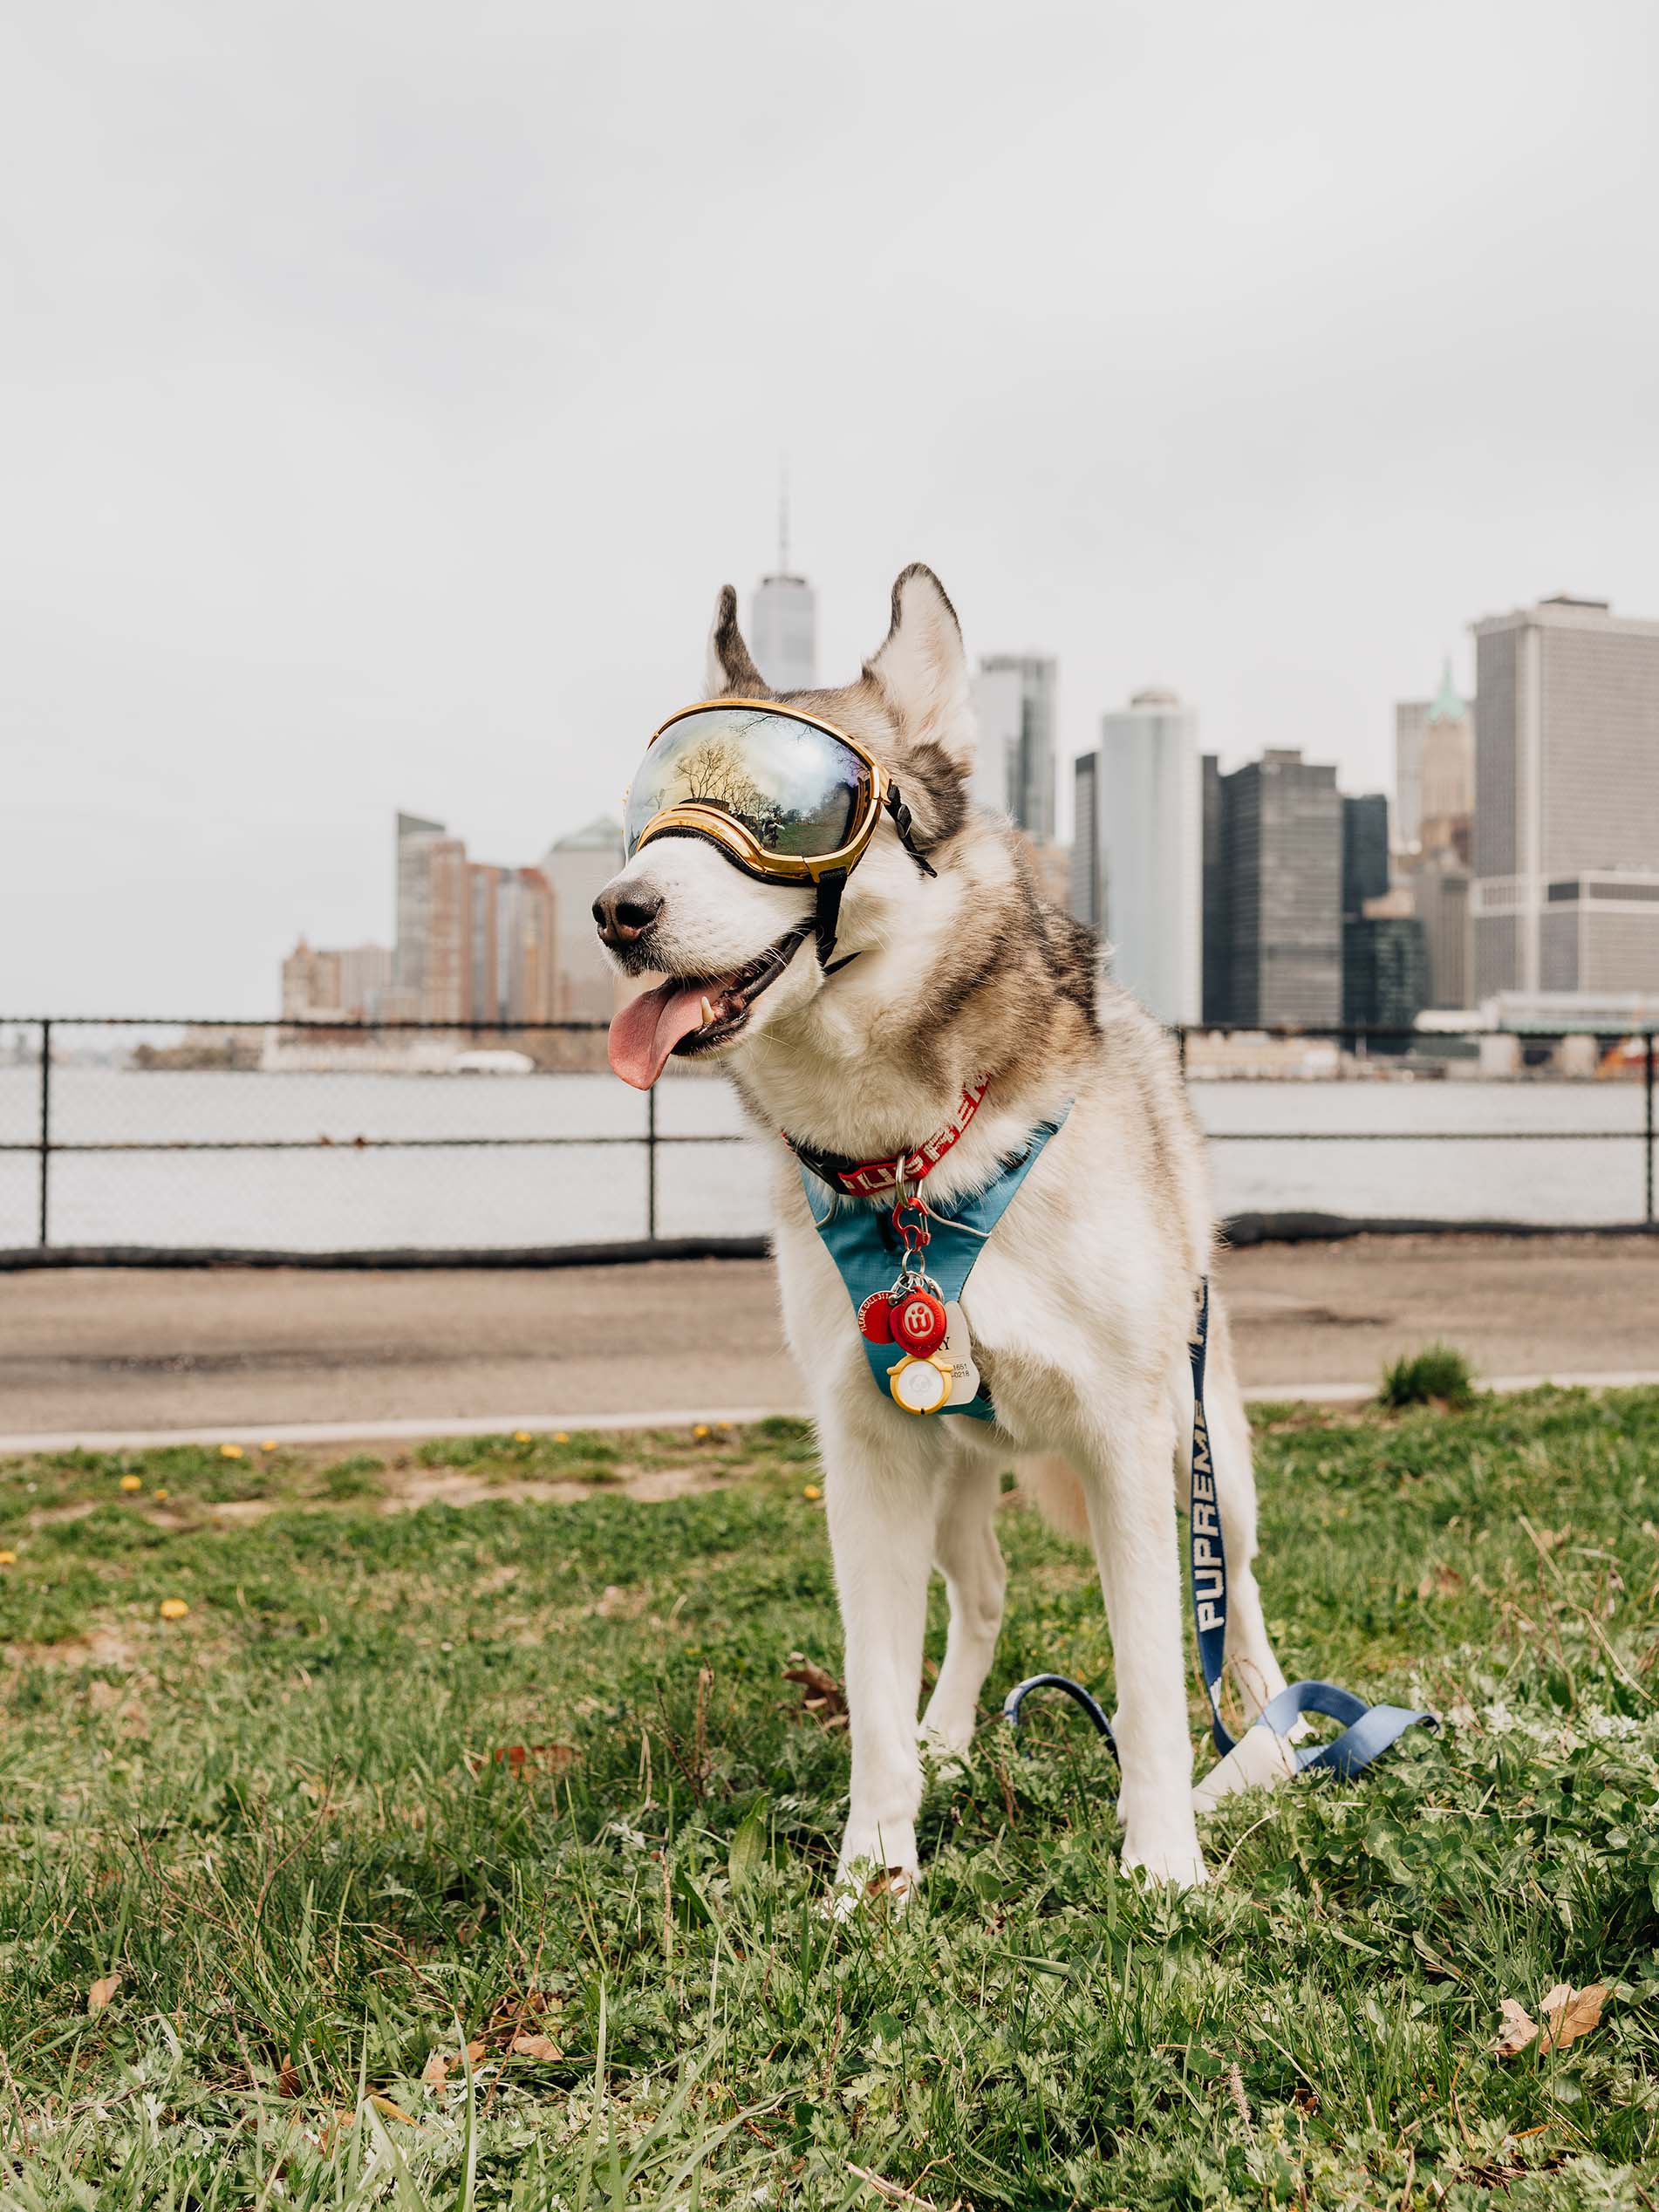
[624,707,871,864]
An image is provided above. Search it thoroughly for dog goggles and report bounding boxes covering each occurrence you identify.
[624,700,935,965]
[624,700,885,883]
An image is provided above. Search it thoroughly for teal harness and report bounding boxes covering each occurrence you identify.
[797,1109,1070,1422]
[799,1103,1437,1783]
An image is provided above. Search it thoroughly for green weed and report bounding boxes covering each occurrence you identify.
[320,1454,387,1499]
[1380,1340,1477,1410]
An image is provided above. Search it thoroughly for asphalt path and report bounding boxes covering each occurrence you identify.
[1,1235,1654,1444]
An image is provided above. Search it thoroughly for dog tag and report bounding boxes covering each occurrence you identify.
[857,1292,894,1345]
[891,1287,947,1356]
[939,1302,981,1408]
[889,1354,952,1416]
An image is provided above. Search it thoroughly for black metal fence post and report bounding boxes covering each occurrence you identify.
[37,1013,51,1247]
[646,1083,658,1241]
[1646,1031,1656,1229]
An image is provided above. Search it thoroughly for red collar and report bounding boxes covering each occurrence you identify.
[783,1078,991,1198]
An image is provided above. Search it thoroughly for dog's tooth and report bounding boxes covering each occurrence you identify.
[700,995,716,1028]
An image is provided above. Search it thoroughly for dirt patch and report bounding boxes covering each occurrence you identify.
[382,1463,735,1513]
[24,1460,753,1527]
[382,1470,595,1512]
[4,1628,144,1670]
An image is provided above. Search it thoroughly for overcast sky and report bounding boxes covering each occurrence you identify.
[3,1,1656,1014]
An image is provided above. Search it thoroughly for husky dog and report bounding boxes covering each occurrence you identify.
[594,567,1291,1892]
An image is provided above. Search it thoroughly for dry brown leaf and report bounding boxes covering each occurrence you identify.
[86,1974,121,2013]
[1539,1982,1607,2052]
[1493,1997,1539,2058]
[491,1743,576,1778]
[862,1866,916,1905]
[1494,1982,1608,2058]
[421,2038,486,2089]
[276,2059,302,2099]
[509,2031,562,2060]
[1417,1565,1464,1600]
[784,1658,848,1728]
[369,2093,420,2125]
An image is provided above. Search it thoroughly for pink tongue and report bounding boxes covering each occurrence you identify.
[608,978,713,1090]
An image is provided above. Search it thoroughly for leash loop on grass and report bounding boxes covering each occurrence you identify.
[1003,1278,1438,1790]
[1000,1671,1116,1754]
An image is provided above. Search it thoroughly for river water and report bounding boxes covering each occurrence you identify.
[0,1064,1647,1251]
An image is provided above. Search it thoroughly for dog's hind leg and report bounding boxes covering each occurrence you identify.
[819,1403,942,1894]
[1181,1292,1289,1727]
[920,1449,1007,1759]
[1075,1394,1207,1889]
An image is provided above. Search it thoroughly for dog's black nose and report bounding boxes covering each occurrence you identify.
[592,884,664,951]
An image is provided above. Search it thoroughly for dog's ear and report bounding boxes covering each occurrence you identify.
[865,563,973,770]
[704,585,768,697]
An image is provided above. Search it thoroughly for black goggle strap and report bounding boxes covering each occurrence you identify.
[884,784,938,878]
[816,782,936,972]
[815,867,848,968]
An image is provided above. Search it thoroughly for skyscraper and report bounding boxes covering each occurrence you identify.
[1342,794,1391,916]
[748,478,817,692]
[1419,660,1476,846]
[1394,701,1427,854]
[393,811,447,1000]
[1217,751,1342,1027]
[1393,662,1475,1007]
[1083,689,1200,1025]
[1342,908,1430,1037]
[1201,754,1228,1025]
[1342,794,1426,1034]
[972,654,1056,842]
[494,868,558,1022]
[539,817,626,1021]
[1412,849,1472,1009]
[1069,753,1102,932]
[1471,595,1659,998]
[427,837,474,1023]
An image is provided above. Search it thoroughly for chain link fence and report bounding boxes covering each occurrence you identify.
[0,1016,1653,1262]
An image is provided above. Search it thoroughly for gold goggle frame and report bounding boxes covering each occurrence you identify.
[631,698,889,884]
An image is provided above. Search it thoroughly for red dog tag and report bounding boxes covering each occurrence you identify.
[891,1289,947,1356]
[857,1292,895,1344]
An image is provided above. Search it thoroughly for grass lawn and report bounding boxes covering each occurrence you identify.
[3,1392,1659,2209]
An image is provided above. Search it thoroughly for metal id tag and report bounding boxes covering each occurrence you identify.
[940,1302,981,1407]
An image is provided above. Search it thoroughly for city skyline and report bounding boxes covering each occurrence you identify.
[285,809,622,1028]
[5,5,1656,1015]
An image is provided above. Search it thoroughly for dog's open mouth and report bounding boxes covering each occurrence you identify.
[607,924,809,1091]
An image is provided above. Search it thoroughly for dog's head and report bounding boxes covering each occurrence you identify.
[599,564,976,1089]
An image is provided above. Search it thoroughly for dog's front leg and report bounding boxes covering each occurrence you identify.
[920,1455,1006,1759]
[1079,1402,1208,1889]
[820,1408,940,1895]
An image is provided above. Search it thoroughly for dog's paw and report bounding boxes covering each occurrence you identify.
[1121,1833,1209,1891]
[826,1860,918,1921]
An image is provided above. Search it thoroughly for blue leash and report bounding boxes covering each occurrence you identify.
[1004,1281,1437,1784]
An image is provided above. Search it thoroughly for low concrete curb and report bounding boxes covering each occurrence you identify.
[3,1371,1657,1458]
